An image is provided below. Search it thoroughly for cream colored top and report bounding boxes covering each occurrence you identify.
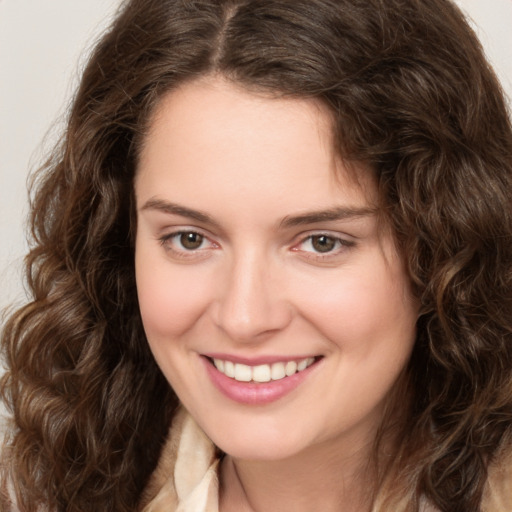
[140,409,220,512]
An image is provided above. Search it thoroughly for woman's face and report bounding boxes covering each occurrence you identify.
[135,77,418,462]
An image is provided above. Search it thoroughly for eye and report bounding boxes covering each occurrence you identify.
[299,234,345,253]
[159,230,216,257]
[291,232,354,262]
[307,235,338,253]
[178,232,205,250]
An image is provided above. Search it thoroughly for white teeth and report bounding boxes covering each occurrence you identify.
[285,360,297,376]
[224,360,235,378]
[253,364,271,383]
[234,363,252,382]
[297,358,309,371]
[213,357,316,382]
[271,362,286,380]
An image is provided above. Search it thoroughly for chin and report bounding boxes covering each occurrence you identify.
[206,422,312,462]
[223,443,304,462]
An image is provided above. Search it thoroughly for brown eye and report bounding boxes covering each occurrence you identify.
[180,232,204,250]
[311,235,336,253]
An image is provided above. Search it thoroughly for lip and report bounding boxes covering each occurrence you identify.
[201,354,321,405]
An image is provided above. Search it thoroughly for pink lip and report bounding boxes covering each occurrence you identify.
[201,355,320,405]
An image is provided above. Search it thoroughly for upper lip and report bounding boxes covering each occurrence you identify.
[202,353,321,366]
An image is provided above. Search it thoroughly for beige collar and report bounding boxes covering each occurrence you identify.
[139,408,219,512]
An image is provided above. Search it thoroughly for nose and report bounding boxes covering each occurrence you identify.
[212,250,292,342]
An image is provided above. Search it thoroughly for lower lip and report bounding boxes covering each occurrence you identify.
[202,357,319,405]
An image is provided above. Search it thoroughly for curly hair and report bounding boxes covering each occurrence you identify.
[2,0,512,510]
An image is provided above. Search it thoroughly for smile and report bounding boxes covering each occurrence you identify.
[212,357,316,383]
[203,354,322,404]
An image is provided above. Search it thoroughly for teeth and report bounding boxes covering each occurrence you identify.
[234,363,252,382]
[213,357,316,382]
[271,362,286,380]
[297,359,308,371]
[224,360,235,378]
[253,364,271,383]
[285,360,297,376]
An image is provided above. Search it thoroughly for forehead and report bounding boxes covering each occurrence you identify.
[136,77,379,212]
[141,77,335,162]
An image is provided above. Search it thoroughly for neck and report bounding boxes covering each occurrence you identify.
[219,436,379,512]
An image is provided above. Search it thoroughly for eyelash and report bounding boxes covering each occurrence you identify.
[158,230,354,262]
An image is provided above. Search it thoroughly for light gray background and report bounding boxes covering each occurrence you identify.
[1,0,512,314]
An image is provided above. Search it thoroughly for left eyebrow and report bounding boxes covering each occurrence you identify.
[279,206,377,228]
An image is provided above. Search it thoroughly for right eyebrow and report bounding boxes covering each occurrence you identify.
[140,198,219,228]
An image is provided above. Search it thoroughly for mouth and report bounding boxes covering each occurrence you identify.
[206,356,320,383]
[202,355,323,404]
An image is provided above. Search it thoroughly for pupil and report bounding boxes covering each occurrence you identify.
[180,232,203,250]
[312,235,335,253]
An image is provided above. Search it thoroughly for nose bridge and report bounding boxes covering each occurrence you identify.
[214,244,290,341]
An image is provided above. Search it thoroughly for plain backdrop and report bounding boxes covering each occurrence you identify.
[1,0,512,314]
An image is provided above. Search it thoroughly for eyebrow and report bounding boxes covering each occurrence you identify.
[140,197,377,229]
[140,198,219,227]
[280,206,377,228]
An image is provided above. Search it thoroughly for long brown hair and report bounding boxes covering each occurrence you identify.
[2,0,512,510]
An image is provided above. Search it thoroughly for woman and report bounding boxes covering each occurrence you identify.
[1,0,512,510]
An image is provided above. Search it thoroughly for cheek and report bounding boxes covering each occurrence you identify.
[293,259,418,351]
[135,250,213,340]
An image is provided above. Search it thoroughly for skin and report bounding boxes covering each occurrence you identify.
[135,77,419,511]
